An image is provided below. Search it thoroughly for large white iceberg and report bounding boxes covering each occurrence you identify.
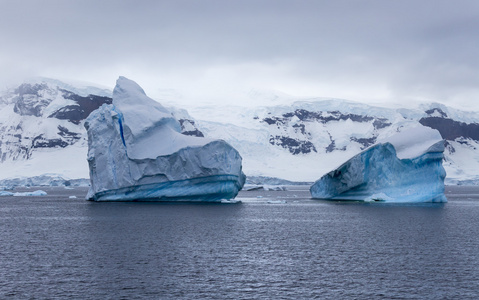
[84,77,245,201]
[310,126,447,203]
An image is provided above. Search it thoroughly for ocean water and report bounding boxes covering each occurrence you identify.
[0,185,478,299]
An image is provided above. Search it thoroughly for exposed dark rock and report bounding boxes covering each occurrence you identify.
[181,130,205,137]
[419,117,479,141]
[269,135,317,154]
[261,108,389,154]
[323,111,374,123]
[425,108,448,118]
[455,137,477,149]
[11,83,111,122]
[350,137,377,149]
[444,140,455,154]
[32,134,68,148]
[49,105,85,124]
[57,126,81,143]
[373,118,391,129]
[292,123,307,135]
[178,119,204,137]
[325,140,335,153]
[263,117,284,125]
[283,109,321,121]
[57,125,80,138]
[281,109,374,123]
[48,90,112,124]
[263,109,378,128]
[325,132,336,153]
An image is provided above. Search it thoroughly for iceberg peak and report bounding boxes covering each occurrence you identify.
[113,76,147,98]
[113,76,177,137]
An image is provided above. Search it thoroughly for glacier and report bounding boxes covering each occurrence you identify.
[310,127,447,203]
[84,77,245,201]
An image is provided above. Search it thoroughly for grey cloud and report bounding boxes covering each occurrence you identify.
[1,0,479,107]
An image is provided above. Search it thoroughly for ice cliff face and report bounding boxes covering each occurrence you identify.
[310,127,447,203]
[84,77,245,201]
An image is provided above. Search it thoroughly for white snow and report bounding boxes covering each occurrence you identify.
[0,144,89,180]
[443,138,479,184]
[377,126,444,159]
[113,76,211,159]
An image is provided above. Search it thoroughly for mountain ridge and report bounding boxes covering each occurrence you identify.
[1,78,478,185]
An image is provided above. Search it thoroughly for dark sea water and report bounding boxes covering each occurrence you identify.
[1,186,479,299]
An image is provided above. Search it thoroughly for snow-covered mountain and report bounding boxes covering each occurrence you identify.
[186,101,479,185]
[0,78,111,180]
[1,78,478,185]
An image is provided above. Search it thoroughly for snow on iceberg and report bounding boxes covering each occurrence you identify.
[84,77,245,201]
[14,190,48,196]
[310,126,447,203]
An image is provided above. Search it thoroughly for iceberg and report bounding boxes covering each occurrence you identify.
[14,190,47,196]
[84,77,245,201]
[310,126,447,203]
[0,190,47,196]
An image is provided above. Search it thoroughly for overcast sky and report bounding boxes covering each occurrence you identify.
[1,0,478,109]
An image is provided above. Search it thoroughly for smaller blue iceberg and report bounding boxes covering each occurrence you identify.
[310,127,447,203]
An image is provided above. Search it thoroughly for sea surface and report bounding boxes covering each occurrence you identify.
[1,185,478,299]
